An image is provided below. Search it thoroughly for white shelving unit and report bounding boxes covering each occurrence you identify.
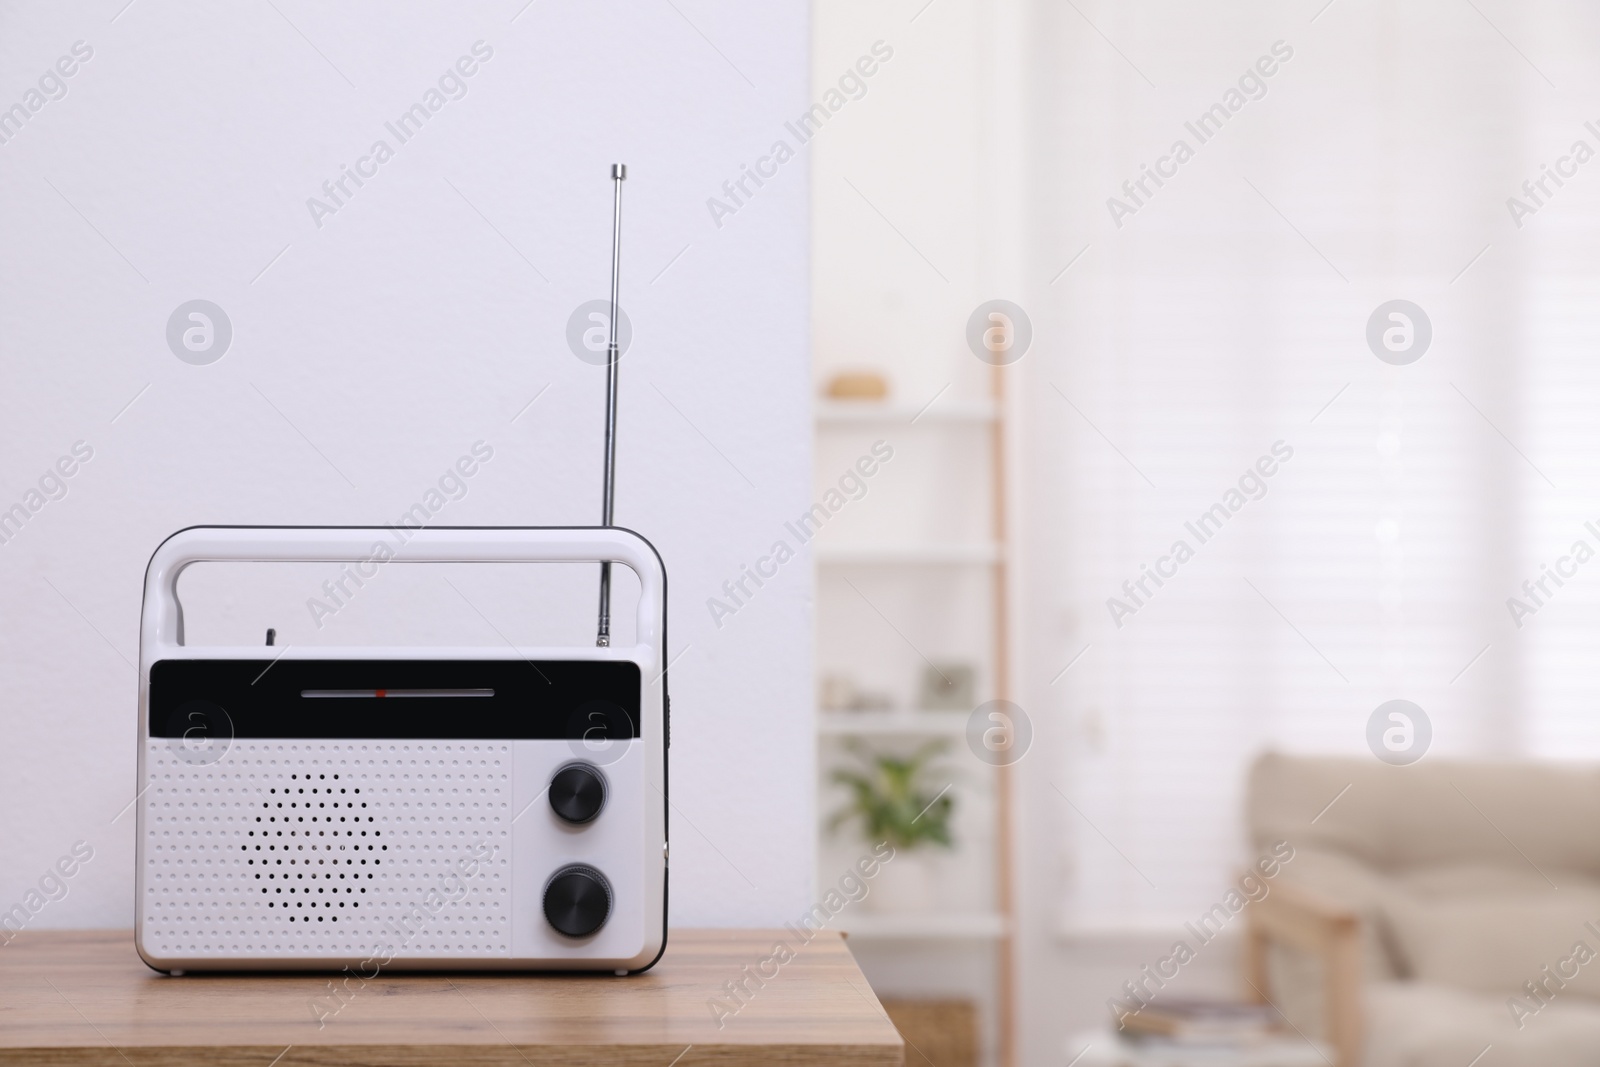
[815,400,999,425]
[813,384,1018,1065]
[839,912,1011,940]
[812,2,1026,1061]
[815,544,1002,566]
[817,711,969,737]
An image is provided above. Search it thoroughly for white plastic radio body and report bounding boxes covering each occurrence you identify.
[134,526,668,973]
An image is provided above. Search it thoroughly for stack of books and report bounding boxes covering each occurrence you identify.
[1117,1000,1281,1045]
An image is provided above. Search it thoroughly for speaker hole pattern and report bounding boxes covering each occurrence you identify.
[141,742,511,959]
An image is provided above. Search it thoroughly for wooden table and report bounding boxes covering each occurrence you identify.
[0,930,903,1066]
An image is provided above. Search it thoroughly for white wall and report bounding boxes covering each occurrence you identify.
[0,0,813,930]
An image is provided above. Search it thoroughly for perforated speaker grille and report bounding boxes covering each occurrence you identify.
[140,742,512,960]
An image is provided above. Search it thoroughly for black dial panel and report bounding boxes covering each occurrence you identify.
[148,659,640,740]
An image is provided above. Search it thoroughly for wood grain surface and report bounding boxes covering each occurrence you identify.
[0,929,902,1067]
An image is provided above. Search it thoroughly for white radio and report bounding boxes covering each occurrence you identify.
[133,167,669,974]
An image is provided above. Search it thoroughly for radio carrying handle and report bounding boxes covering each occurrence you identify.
[140,525,665,660]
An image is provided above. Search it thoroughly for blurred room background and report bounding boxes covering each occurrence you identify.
[810,1,1600,1063]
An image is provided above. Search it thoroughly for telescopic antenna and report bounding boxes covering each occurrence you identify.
[596,163,626,647]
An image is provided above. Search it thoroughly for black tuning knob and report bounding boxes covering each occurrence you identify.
[549,762,607,825]
[543,864,612,937]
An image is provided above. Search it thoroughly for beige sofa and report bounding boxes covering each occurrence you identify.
[1245,752,1600,1067]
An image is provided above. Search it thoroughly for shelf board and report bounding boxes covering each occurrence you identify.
[818,711,968,736]
[816,544,1001,566]
[1065,1031,1332,1066]
[816,400,997,425]
[837,912,1010,939]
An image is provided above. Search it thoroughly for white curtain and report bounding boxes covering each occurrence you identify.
[1018,0,1598,926]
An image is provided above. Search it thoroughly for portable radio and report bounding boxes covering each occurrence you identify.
[134,167,668,974]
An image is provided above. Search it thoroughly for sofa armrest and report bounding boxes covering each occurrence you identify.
[1244,878,1363,1067]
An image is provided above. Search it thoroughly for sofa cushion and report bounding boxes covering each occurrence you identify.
[1395,862,1577,899]
[1382,886,1600,1000]
[1368,980,1600,1067]
[1247,753,1600,877]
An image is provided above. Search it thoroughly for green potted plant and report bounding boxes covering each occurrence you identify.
[828,740,955,912]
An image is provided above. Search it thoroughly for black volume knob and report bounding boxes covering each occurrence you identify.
[543,864,612,937]
[549,762,607,824]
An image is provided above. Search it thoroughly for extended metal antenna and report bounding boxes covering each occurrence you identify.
[597,163,626,647]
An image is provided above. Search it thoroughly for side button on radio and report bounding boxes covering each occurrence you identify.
[548,762,607,824]
[543,864,612,937]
